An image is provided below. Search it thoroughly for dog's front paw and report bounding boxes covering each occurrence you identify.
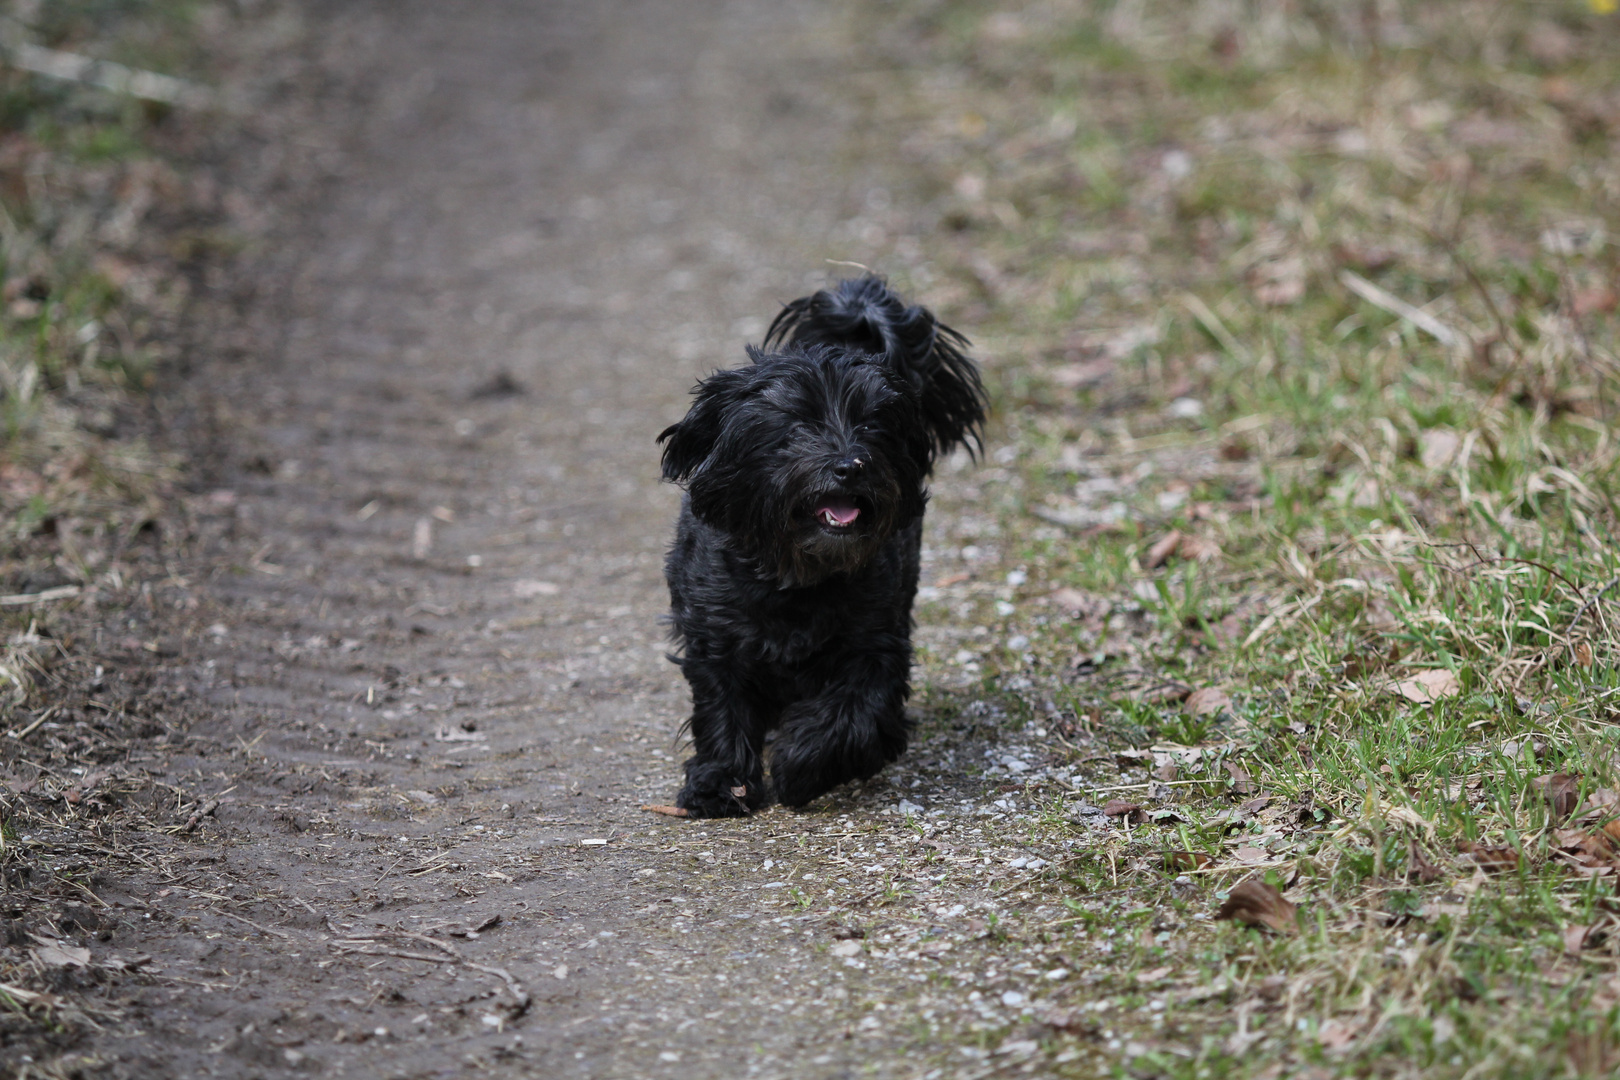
[675,759,763,818]
[771,713,908,810]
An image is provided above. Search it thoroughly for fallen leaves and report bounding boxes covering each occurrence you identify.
[1224,761,1257,796]
[1547,786,1620,874]
[1163,850,1213,872]
[1407,838,1444,884]
[1457,840,1520,873]
[1534,773,1583,824]
[1564,921,1606,956]
[1249,255,1307,307]
[1215,879,1299,934]
[1103,799,1147,824]
[1184,687,1232,717]
[1391,668,1461,704]
[1143,530,1223,570]
[1419,428,1462,471]
[31,941,91,968]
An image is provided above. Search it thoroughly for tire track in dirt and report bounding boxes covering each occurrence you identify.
[85,2,995,1077]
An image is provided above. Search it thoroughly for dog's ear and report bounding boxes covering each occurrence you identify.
[913,321,986,460]
[658,366,759,483]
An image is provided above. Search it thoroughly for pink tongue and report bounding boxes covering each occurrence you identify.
[817,499,860,526]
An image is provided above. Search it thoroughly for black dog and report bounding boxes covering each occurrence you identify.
[657,277,986,817]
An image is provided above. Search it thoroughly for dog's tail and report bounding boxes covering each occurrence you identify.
[764,275,987,463]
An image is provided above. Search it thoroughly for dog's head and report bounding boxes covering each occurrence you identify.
[659,344,931,586]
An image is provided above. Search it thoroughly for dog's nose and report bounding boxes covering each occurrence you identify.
[832,456,865,482]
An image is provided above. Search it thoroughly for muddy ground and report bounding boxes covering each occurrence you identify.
[14,2,1105,1077]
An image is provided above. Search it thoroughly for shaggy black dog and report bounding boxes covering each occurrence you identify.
[658,276,986,817]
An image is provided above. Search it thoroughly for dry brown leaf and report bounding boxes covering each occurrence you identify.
[1554,826,1615,855]
[1145,530,1183,570]
[1177,534,1223,563]
[1579,788,1620,819]
[1250,256,1306,307]
[1419,429,1461,471]
[1224,762,1257,796]
[1214,879,1298,934]
[1142,683,1194,705]
[1343,643,1401,680]
[1040,1007,1095,1033]
[1333,240,1399,273]
[1553,827,1619,874]
[1457,840,1520,873]
[1573,284,1618,317]
[1575,642,1594,668]
[1392,669,1461,704]
[1317,1017,1360,1050]
[1103,799,1147,824]
[1208,613,1247,647]
[1407,839,1444,884]
[1565,1026,1620,1077]
[32,942,90,968]
[1534,773,1583,823]
[641,804,690,818]
[1155,759,1179,782]
[1163,851,1213,872]
[1565,923,1598,956]
[1185,687,1232,717]
[1240,795,1272,814]
[1232,846,1270,865]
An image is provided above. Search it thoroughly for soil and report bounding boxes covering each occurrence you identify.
[31,2,1079,1077]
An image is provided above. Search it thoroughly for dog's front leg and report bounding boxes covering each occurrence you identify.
[675,657,769,818]
[769,648,911,809]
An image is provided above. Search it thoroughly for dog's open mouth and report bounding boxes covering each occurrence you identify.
[813,497,861,531]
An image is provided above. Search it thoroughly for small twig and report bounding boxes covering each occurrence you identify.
[374,854,407,888]
[175,797,220,834]
[6,705,58,740]
[466,962,530,1013]
[2,42,212,107]
[0,585,80,607]
[1419,225,1516,353]
[1338,270,1459,347]
[1180,293,1251,360]
[1568,576,1620,634]
[1086,778,1224,793]
[214,911,293,940]
[330,944,453,964]
[394,930,460,957]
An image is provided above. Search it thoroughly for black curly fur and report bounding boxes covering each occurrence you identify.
[657,278,985,817]
[764,274,986,463]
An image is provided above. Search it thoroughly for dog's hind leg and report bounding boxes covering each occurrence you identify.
[768,648,912,809]
[675,658,770,818]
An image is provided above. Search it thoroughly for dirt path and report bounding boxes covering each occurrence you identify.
[75,3,1064,1077]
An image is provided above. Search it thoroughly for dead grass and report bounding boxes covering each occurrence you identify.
[0,2,245,1067]
[849,0,1620,1075]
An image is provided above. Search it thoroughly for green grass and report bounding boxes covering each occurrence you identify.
[874,0,1620,1075]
